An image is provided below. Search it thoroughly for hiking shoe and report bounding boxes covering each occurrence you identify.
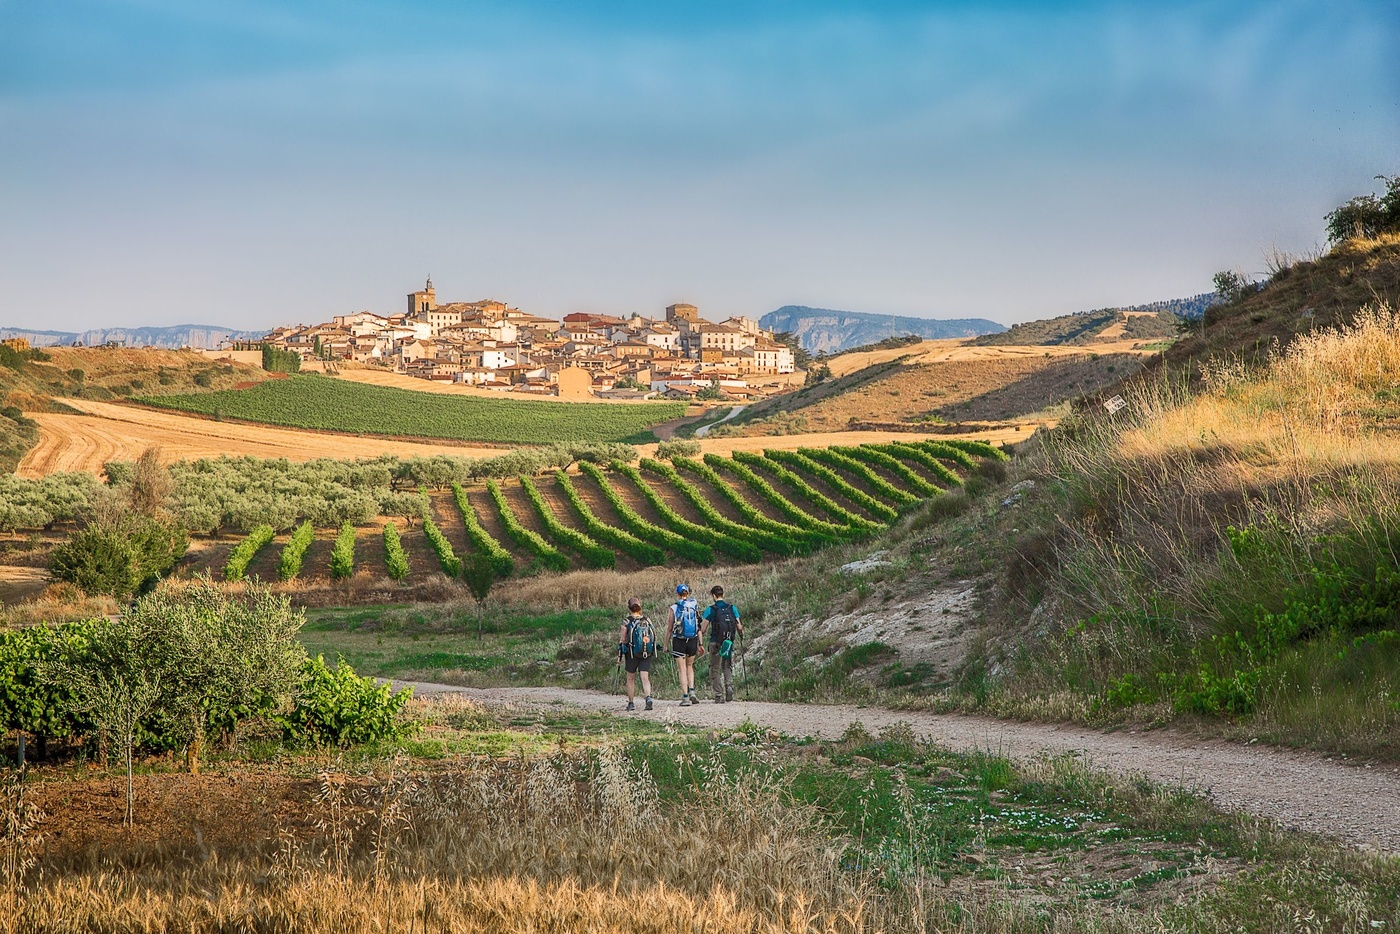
[644,696,654,711]
[714,695,725,704]
[689,691,700,704]
[625,700,635,711]
[679,696,691,707]
[725,687,734,702]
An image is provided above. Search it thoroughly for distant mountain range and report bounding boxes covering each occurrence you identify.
[0,324,262,350]
[760,306,1005,355]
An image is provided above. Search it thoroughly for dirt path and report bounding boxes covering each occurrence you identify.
[19,399,505,477]
[400,682,1400,853]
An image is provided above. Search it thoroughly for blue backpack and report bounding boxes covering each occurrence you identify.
[673,599,699,639]
[626,616,656,658]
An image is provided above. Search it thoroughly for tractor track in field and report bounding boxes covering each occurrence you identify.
[398,682,1400,854]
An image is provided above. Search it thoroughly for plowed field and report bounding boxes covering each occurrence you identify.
[18,399,503,477]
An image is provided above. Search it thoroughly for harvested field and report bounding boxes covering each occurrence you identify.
[18,398,505,477]
[823,336,1162,377]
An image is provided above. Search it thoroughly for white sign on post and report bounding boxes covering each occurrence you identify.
[1104,395,1127,414]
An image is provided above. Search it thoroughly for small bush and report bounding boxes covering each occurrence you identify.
[277,521,315,580]
[383,523,409,580]
[656,439,701,460]
[224,525,275,581]
[329,521,356,580]
[277,655,415,747]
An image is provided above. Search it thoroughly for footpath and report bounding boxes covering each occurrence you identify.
[397,681,1400,854]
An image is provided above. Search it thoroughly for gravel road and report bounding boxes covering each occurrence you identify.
[399,681,1400,853]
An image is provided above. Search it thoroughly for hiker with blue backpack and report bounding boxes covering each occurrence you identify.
[668,584,702,706]
[618,596,656,711]
[702,584,743,703]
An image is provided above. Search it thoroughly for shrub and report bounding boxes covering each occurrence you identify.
[329,521,356,580]
[577,462,715,564]
[224,524,275,581]
[518,476,614,569]
[383,523,409,580]
[451,484,514,578]
[610,461,761,562]
[487,479,568,573]
[50,516,188,597]
[277,655,415,747]
[277,521,315,580]
[260,344,302,374]
[554,470,666,565]
[656,439,701,460]
[0,620,100,747]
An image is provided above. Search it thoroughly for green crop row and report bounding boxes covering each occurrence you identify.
[914,440,977,469]
[942,438,1009,461]
[518,476,614,569]
[610,462,762,563]
[703,454,862,541]
[329,521,356,580]
[487,479,569,573]
[730,450,878,531]
[139,374,684,445]
[801,447,920,508]
[452,484,514,578]
[420,494,462,577]
[277,521,316,581]
[382,523,409,580]
[554,470,666,566]
[878,442,963,486]
[673,456,822,545]
[843,445,944,497]
[764,450,898,522]
[224,524,275,581]
[577,462,715,565]
[639,458,803,557]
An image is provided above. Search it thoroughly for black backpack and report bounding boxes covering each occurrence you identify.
[709,601,738,643]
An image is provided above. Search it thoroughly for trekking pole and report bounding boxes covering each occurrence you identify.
[611,655,622,697]
[738,631,749,702]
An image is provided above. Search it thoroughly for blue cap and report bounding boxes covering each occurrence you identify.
[675,583,690,595]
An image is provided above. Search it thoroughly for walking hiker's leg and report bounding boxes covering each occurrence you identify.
[626,671,636,702]
[640,669,652,698]
[723,656,734,695]
[711,651,724,701]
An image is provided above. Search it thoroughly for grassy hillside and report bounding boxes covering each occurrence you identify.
[971,309,1180,347]
[139,374,686,444]
[1155,234,1400,377]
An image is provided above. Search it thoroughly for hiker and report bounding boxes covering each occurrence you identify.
[668,583,702,706]
[702,584,743,703]
[618,596,656,711]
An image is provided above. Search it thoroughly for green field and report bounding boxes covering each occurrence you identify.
[138,374,686,444]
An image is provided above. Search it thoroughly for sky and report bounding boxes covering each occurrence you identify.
[1,1,1397,332]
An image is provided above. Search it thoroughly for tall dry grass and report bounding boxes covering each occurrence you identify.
[6,742,1151,934]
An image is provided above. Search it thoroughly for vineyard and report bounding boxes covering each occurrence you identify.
[137,375,686,444]
[176,440,1007,585]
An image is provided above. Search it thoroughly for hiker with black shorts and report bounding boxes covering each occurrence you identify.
[702,585,743,703]
[618,596,656,711]
[668,584,702,706]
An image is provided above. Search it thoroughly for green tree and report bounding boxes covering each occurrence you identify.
[49,612,163,826]
[461,549,498,643]
[1325,175,1400,243]
[129,578,306,774]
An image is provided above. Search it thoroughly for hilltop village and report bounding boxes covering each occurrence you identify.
[260,279,799,401]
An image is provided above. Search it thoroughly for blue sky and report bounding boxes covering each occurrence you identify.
[1,1,1396,330]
